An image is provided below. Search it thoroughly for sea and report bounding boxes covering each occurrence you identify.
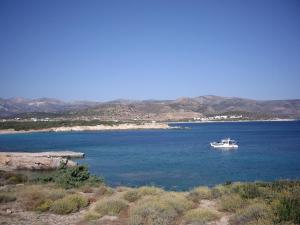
[0,121,300,191]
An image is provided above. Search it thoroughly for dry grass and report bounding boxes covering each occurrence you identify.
[183,208,220,224]
[84,211,101,221]
[50,194,89,214]
[0,192,16,203]
[137,186,164,196]
[17,185,67,211]
[130,192,194,225]
[123,189,140,202]
[218,194,248,213]
[229,202,274,225]
[211,184,231,198]
[188,186,212,203]
[123,186,164,203]
[95,199,128,217]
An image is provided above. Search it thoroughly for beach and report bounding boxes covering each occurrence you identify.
[0,122,172,134]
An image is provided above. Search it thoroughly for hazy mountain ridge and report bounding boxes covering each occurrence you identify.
[0,95,300,120]
[0,97,99,118]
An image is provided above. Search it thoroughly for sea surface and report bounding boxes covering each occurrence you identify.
[1,121,300,190]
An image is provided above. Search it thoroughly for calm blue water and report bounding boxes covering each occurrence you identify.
[0,121,300,190]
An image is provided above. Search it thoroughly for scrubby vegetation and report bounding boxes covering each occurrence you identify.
[130,192,194,225]
[95,199,128,216]
[123,186,164,203]
[183,208,220,224]
[187,186,212,203]
[219,194,247,212]
[50,194,89,214]
[0,192,16,203]
[34,164,103,189]
[1,167,300,225]
[216,181,300,224]
[0,120,124,131]
[229,202,273,225]
[0,170,27,185]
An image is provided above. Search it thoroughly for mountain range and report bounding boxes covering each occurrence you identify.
[1,96,300,120]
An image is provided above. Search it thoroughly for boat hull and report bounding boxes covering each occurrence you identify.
[210,143,238,148]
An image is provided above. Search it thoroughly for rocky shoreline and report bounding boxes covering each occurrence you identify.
[0,151,84,170]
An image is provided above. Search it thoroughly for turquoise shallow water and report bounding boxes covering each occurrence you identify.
[0,121,300,190]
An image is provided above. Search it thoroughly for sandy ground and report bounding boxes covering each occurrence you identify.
[0,123,172,135]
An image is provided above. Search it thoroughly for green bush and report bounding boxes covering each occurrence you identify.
[270,180,300,192]
[35,165,103,189]
[0,120,123,131]
[0,193,16,203]
[95,199,128,217]
[273,191,300,224]
[51,194,89,214]
[238,183,262,199]
[183,208,220,224]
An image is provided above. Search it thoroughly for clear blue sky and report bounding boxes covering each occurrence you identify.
[0,0,300,101]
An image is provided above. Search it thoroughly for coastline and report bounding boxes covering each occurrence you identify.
[0,122,172,135]
[0,119,298,134]
[167,118,298,124]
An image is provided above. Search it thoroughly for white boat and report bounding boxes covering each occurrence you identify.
[210,138,238,149]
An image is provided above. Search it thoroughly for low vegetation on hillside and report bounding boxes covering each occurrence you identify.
[0,167,300,225]
[0,120,124,131]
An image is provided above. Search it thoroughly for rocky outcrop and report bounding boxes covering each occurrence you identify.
[0,151,84,170]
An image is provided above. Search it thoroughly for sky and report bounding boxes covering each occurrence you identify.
[0,0,300,101]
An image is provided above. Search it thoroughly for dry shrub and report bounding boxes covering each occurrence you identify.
[124,186,164,203]
[84,211,101,221]
[183,208,220,224]
[229,202,274,225]
[18,185,45,210]
[137,186,164,196]
[35,199,54,212]
[80,184,94,193]
[18,185,66,211]
[218,194,247,212]
[188,186,212,203]
[95,199,128,217]
[51,194,89,214]
[124,190,140,202]
[211,185,231,199]
[130,192,193,225]
[94,185,114,196]
[0,192,16,203]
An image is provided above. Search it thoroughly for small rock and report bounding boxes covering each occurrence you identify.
[99,215,118,221]
[6,209,12,214]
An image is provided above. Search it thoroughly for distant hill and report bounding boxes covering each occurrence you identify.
[1,95,300,120]
[0,97,99,118]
